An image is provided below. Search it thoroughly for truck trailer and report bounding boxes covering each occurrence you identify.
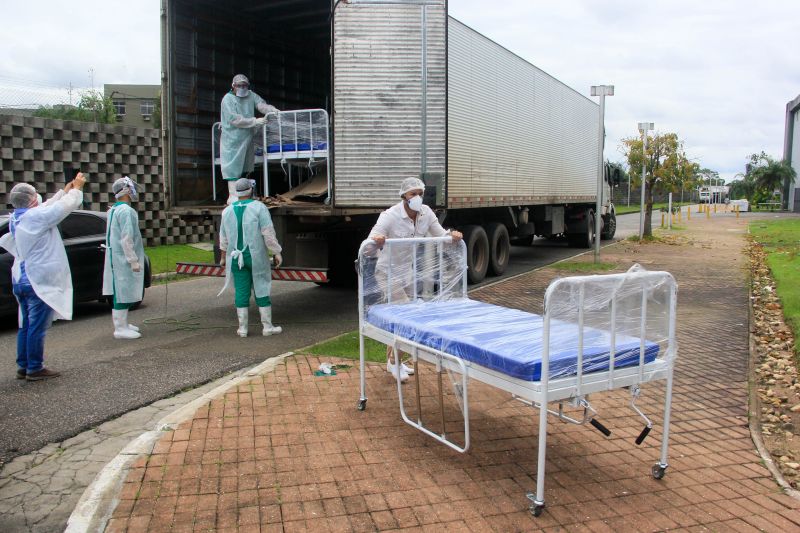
[161,0,618,284]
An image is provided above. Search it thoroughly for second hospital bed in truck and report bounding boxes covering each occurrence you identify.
[162,0,620,285]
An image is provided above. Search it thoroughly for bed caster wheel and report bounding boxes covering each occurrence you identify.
[652,463,667,480]
[530,504,545,517]
[357,399,367,411]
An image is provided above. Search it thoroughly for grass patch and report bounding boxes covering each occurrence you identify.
[552,261,616,273]
[144,244,214,275]
[750,219,800,351]
[303,331,387,363]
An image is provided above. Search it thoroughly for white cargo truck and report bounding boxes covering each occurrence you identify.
[162,0,619,284]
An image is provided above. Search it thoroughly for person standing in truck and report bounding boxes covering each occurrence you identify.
[368,177,463,383]
[220,74,280,205]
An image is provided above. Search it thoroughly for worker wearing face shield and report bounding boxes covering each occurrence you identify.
[217,178,283,337]
[368,177,463,382]
[102,176,146,339]
[220,74,280,205]
[0,174,87,381]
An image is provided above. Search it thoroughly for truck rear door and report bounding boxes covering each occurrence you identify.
[332,0,447,209]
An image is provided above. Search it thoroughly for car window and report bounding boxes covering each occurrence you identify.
[59,213,106,240]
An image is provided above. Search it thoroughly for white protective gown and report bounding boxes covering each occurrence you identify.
[220,91,278,180]
[217,200,281,299]
[102,202,145,303]
[0,189,84,323]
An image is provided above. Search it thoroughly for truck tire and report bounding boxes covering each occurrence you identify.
[567,211,595,248]
[462,225,489,284]
[486,222,510,276]
[601,211,617,240]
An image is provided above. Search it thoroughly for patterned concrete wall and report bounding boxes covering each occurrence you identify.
[0,114,214,246]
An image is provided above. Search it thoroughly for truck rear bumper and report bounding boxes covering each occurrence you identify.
[176,263,329,283]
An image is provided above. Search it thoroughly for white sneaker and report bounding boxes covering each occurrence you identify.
[401,362,415,375]
[386,361,409,383]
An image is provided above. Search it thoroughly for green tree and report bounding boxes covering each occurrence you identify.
[728,172,756,201]
[622,131,695,237]
[33,89,116,124]
[747,152,797,208]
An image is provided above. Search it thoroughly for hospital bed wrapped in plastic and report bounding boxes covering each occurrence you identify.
[356,237,677,517]
[211,109,330,202]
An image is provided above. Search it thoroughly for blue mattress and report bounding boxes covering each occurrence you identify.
[266,141,327,153]
[366,299,660,382]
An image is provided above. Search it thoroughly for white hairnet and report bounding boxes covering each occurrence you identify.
[232,74,249,87]
[112,176,139,201]
[234,177,253,197]
[399,177,425,197]
[9,183,37,208]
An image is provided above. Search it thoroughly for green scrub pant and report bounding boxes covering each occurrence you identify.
[233,253,271,309]
[112,279,136,310]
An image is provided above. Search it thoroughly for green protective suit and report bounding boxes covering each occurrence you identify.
[219,91,275,180]
[217,200,275,307]
[102,202,145,305]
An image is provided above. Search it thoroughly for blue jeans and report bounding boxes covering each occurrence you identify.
[13,283,53,374]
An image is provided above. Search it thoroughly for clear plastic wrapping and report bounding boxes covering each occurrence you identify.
[263,110,329,154]
[359,238,676,382]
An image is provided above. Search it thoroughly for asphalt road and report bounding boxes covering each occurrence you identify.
[0,213,641,464]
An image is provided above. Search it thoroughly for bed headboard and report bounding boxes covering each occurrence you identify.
[357,236,468,317]
[542,264,678,383]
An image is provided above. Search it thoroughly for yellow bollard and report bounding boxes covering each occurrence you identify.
[678,208,682,222]
[687,207,691,221]
[714,203,717,213]
[661,212,665,228]
[736,204,740,218]
[697,204,703,213]
[706,204,711,219]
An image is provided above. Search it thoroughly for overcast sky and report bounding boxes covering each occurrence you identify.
[2,0,798,181]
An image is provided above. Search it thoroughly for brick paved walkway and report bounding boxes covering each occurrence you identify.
[106,215,800,532]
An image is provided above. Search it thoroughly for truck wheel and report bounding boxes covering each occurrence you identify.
[567,211,595,248]
[486,223,510,276]
[462,225,489,284]
[601,211,616,240]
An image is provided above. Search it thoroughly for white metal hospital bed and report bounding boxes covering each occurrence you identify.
[356,236,676,517]
[211,108,330,202]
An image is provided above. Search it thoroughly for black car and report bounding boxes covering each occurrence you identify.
[0,210,151,317]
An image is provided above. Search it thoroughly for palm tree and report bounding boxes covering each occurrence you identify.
[748,154,797,208]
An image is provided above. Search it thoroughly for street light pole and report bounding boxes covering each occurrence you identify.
[638,122,654,239]
[591,85,614,262]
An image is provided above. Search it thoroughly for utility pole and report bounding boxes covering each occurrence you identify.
[591,85,614,262]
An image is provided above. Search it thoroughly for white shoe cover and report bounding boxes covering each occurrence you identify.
[236,308,248,337]
[259,306,282,336]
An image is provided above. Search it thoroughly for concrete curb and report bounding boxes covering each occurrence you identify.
[64,351,296,533]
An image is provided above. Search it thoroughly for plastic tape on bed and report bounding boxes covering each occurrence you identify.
[366,299,660,382]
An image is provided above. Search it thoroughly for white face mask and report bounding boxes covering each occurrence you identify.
[235,87,249,98]
[406,195,423,212]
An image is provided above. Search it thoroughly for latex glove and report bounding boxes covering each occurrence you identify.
[131,262,141,273]
[372,234,386,248]
[273,254,283,268]
[73,173,87,190]
[254,117,266,127]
